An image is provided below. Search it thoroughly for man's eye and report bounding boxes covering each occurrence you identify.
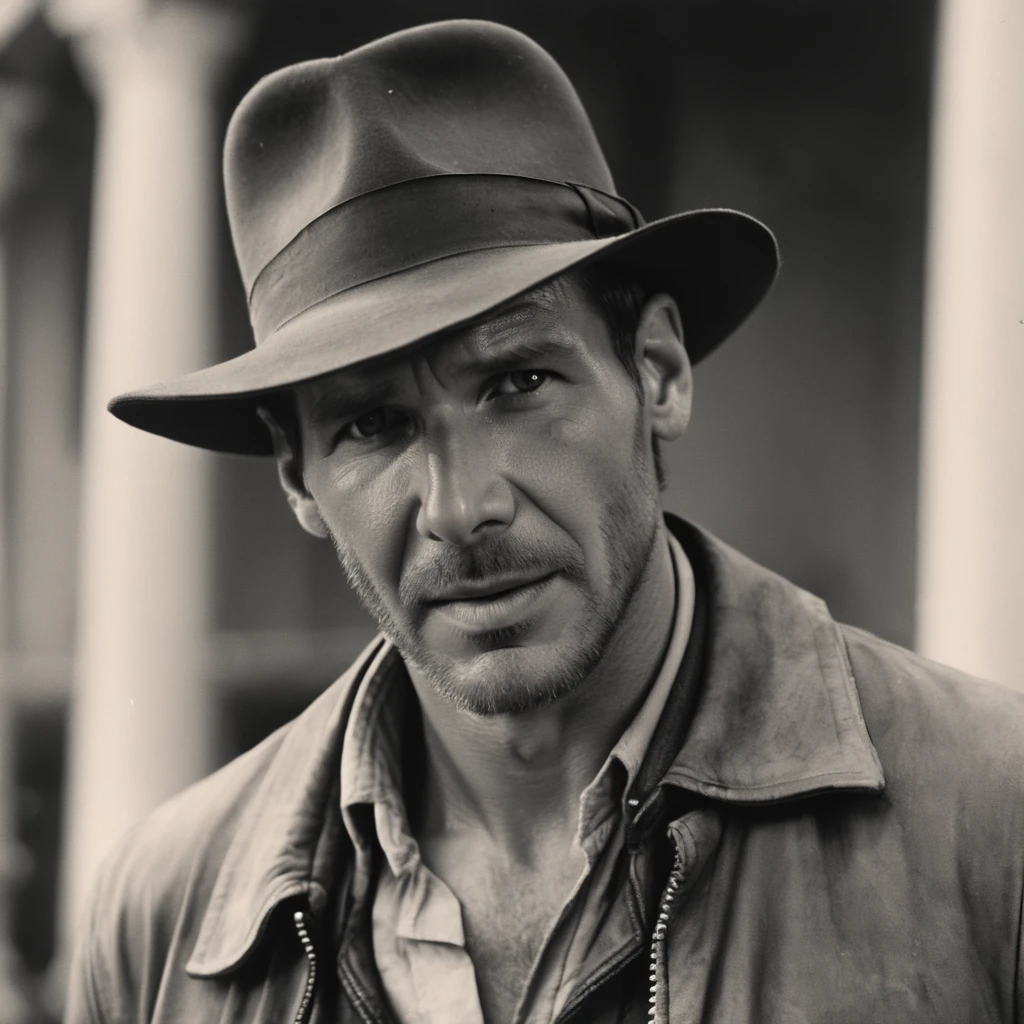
[492,370,550,396]
[344,408,401,441]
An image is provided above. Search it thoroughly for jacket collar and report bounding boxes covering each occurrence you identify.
[186,637,388,978]
[187,516,883,977]
[658,513,884,803]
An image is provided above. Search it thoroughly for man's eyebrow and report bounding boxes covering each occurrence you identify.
[455,335,581,374]
[308,379,397,427]
[307,332,579,426]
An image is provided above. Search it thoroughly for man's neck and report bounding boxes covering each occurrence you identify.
[406,525,682,859]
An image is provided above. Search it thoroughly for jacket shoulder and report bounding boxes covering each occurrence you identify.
[64,639,382,1023]
[842,624,1024,799]
[838,625,1024,995]
[98,651,364,891]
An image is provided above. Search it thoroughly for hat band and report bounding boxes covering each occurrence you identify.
[248,174,644,344]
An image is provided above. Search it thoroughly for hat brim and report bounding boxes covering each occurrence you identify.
[109,208,778,454]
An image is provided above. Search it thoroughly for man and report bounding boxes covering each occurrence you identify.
[67,19,1024,1024]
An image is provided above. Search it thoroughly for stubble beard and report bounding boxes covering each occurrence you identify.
[329,420,662,715]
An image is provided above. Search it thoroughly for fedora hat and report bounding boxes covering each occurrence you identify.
[109,19,779,454]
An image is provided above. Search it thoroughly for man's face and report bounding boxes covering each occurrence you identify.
[287,277,674,715]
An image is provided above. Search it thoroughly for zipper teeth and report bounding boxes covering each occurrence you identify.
[293,910,318,1024]
[339,957,390,1024]
[648,850,683,1023]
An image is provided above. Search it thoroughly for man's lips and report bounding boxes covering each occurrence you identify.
[423,572,561,632]
[424,572,558,605]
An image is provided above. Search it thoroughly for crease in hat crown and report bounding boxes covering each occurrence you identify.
[225,19,618,298]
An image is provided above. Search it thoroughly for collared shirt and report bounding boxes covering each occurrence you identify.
[339,533,695,1024]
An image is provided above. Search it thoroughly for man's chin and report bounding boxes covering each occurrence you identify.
[412,642,594,717]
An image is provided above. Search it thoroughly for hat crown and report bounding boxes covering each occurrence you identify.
[225,20,617,291]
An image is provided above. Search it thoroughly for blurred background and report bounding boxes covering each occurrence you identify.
[0,0,1020,1018]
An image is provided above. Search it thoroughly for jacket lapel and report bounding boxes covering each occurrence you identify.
[186,637,386,978]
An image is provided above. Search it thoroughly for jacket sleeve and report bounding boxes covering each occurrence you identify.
[62,829,150,1024]
[63,869,116,1024]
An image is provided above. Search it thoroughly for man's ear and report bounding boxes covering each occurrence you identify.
[256,406,330,540]
[634,293,692,441]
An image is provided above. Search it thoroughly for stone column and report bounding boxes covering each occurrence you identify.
[915,0,1024,686]
[52,0,244,965]
[0,75,49,1024]
[0,252,38,1024]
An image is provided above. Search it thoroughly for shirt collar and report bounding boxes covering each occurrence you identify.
[608,531,695,790]
[576,531,695,839]
[338,640,421,877]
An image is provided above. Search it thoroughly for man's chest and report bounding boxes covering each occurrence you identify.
[414,836,589,1024]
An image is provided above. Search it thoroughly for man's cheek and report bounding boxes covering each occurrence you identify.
[548,416,587,444]
[322,487,405,590]
[547,412,636,488]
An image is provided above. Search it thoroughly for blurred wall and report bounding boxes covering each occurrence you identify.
[663,4,931,646]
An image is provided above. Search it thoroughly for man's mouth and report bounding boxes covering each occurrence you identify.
[427,572,557,604]
[426,572,560,631]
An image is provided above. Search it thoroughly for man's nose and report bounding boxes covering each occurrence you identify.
[414,430,515,545]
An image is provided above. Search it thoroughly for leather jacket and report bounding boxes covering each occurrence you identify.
[65,516,1024,1023]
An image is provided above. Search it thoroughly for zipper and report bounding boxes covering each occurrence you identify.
[294,842,683,1024]
[339,957,390,1024]
[293,909,318,1024]
[647,846,683,1023]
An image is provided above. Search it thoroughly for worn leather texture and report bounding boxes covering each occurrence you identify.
[65,516,1024,1023]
